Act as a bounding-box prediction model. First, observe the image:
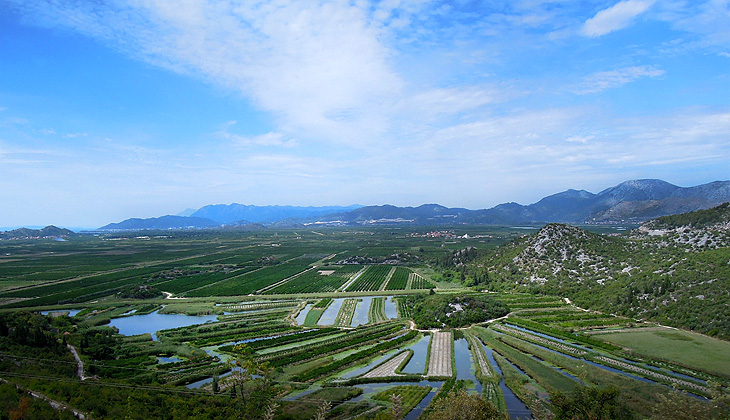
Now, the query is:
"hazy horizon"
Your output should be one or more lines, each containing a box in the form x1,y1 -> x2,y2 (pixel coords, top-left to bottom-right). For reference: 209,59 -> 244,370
2,1 -> 729,227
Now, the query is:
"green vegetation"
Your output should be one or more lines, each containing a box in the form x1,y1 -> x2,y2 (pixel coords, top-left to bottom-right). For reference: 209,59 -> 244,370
401,294 -> 509,329
369,297 -> 388,323
423,390 -> 508,420
346,265 -> 392,291
303,298 -> 332,326
372,385 -> 431,415
596,328 -> 730,378
648,202 -> 730,229
385,267 -> 410,290
0,223 -> 728,419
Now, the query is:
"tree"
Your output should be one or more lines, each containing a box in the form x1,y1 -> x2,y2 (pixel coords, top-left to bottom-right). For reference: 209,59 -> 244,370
550,385 -> 633,420
423,391 -> 507,420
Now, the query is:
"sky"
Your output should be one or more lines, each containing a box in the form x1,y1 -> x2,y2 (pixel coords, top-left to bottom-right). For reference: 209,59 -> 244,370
1,0 -> 729,228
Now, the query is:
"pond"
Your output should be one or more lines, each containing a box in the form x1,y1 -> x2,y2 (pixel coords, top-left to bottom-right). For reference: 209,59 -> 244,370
108,310 -> 218,340
295,303 -> 313,325
383,297 -> 398,319
401,334 -> 430,375
157,356 -> 183,364
351,297 -> 372,327
453,338 -> 482,393
317,298 -> 346,325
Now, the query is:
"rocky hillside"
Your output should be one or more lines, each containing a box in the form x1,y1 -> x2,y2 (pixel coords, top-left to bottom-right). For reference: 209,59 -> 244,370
635,202 -> 730,249
470,207 -> 730,339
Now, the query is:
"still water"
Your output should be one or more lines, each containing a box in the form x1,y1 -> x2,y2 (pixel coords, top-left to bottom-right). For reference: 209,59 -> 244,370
108,310 -> 218,340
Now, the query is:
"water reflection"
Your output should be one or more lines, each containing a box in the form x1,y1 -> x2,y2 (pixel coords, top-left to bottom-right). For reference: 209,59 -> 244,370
351,297 -> 372,327
401,335 -> 430,375
317,298 -> 345,325
108,310 -> 218,340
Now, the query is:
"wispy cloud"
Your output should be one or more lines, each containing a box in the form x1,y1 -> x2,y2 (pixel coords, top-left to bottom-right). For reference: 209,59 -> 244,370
576,65 -> 664,94
13,1 -> 402,147
582,0 -> 654,37
216,122 -> 297,148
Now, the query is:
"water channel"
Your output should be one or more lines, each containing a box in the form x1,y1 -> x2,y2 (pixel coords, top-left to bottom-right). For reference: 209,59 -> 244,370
481,342 -> 533,420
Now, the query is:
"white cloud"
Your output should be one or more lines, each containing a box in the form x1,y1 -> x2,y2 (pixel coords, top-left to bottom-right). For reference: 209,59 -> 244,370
582,0 -> 654,37
576,65 -> 664,94
14,0 -> 402,148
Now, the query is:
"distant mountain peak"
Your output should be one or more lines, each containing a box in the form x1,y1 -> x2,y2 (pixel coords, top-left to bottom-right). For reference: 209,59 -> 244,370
95,179 -> 730,230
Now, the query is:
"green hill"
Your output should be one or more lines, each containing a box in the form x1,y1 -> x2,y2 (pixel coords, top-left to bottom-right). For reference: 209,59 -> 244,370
464,214 -> 730,339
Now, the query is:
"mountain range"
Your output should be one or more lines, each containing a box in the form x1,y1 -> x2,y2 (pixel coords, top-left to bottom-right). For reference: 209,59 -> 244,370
97,179 -> 730,230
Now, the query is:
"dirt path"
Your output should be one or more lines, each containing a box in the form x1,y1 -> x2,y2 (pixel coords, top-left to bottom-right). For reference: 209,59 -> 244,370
67,344 -> 91,381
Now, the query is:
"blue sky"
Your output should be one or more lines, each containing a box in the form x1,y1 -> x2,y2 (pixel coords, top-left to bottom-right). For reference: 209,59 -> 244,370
1,0 -> 729,228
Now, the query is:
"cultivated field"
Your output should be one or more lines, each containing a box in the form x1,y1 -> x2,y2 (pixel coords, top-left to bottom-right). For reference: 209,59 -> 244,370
427,331 -> 453,377
362,350 -> 411,378
596,327 -> 730,378
0,227 -> 727,420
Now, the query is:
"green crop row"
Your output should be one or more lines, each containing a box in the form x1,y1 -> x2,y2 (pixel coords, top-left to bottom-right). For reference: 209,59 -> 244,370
372,385 -> 432,414
185,258 -> 319,296
346,265 -> 392,292
369,297 -> 388,323
503,318 -> 620,351
260,323 -> 406,368
293,330 -> 419,382
265,267 -> 357,295
218,328 -> 340,353
385,267 -> 410,290
408,274 -> 435,290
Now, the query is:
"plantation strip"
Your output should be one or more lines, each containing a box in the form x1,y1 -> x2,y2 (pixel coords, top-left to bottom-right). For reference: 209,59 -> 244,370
258,323 -> 406,368
491,324 -> 587,356
464,331 -> 492,377
504,317 -> 620,352
218,300 -> 300,312
475,326 -> 703,418
473,327 -> 578,395
219,328 -> 339,353
372,385 -> 431,415
345,265 -> 392,292
362,350 -> 412,378
337,266 -> 368,292
334,299 -> 358,327
407,272 -> 435,290
427,331 -> 453,377
384,267 -> 409,291
292,330 -> 418,382
257,266 -> 317,294
378,266 -> 397,291
368,297 -> 388,323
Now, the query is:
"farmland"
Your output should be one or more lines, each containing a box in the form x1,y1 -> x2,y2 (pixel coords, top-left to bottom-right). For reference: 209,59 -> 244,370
0,226 -> 728,420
